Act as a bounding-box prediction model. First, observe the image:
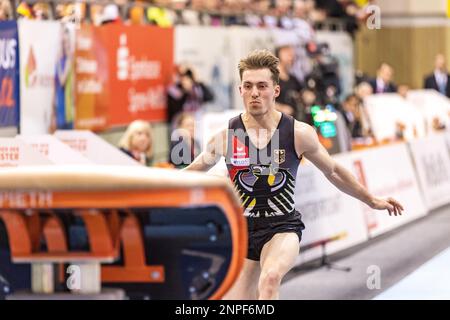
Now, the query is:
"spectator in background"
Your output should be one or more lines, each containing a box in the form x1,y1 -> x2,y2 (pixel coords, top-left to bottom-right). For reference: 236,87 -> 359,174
314,0 -> 359,35
275,45 -> 303,117
431,117 -> 446,131
291,1 -> 316,83
100,3 -> 121,25
32,2 -> 50,20
397,84 -> 409,99
305,41 -> 341,101
424,53 -> 450,98
147,5 -> 173,27
369,63 -> 397,94
169,0 -> 188,11
0,0 -> 12,20
341,94 -> 371,138
167,65 -> 214,125
252,0 -> 271,16
354,69 -> 371,85
126,5 -> 146,25
275,0 -> 294,29
298,88 -> 318,125
169,112 -> 201,168
54,3 -> 66,20
16,1 -> 33,19
245,0 -> 266,27
355,81 -> 373,100
118,120 -> 154,166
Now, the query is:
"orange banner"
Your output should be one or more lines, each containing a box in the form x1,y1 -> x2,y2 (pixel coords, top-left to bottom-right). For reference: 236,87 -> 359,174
74,24 -> 110,131
103,24 -> 173,127
74,24 -> 173,130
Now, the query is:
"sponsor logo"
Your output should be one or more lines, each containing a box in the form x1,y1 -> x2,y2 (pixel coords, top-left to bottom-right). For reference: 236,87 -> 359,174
117,34 -> 162,82
25,46 -> 36,87
231,157 -> 250,167
25,46 -> 53,88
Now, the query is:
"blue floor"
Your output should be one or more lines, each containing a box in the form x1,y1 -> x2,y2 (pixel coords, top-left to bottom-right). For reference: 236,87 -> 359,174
374,247 -> 450,300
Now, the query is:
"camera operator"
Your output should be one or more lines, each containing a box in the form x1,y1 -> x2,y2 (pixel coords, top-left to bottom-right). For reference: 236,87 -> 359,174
304,41 -> 341,104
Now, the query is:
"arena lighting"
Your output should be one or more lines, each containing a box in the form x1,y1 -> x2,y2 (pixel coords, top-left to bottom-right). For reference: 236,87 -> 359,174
311,105 -> 338,138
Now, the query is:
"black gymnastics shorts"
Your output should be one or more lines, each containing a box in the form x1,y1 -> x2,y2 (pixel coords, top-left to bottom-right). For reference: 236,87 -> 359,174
246,210 -> 306,261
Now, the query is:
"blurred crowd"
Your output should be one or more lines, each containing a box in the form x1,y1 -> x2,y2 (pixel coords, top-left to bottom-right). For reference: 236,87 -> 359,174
0,0 -> 373,36
279,52 -> 450,147
116,50 -> 450,167
2,0 -> 450,166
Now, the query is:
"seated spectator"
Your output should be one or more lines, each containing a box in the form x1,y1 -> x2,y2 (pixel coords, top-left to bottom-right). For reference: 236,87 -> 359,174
100,4 -> 121,25
33,2 -> 50,20
298,88 -> 318,125
170,0 -> 188,11
395,121 -> 406,140
341,94 -> 371,138
169,112 -> 201,169
0,0 -> 12,20
126,5 -> 146,25
355,81 -> 373,100
355,69 -> 371,85
369,63 -> 397,94
431,117 -> 446,131
147,6 -> 173,27
167,65 -> 214,125
54,3 -> 66,20
424,53 -> 450,98
90,4 -> 104,25
16,1 -> 33,19
118,120 -> 154,166
397,84 -> 409,99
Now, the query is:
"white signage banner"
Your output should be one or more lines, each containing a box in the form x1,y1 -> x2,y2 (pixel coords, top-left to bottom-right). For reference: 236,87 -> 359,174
17,134 -> 92,165
18,20 -> 61,134
339,143 -> 427,238
407,89 -> 450,132
295,158 -> 368,265
0,138 -> 52,167
408,133 -> 450,210
446,130 -> 450,153
53,130 -> 140,166
364,93 -> 426,142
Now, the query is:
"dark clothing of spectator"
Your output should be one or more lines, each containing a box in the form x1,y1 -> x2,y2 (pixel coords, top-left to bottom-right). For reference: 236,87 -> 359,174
424,72 -> 450,98
167,82 -> 214,124
277,75 -> 303,112
314,0 -> 359,35
315,0 -> 346,17
368,78 -> 397,94
119,147 -> 152,166
342,111 -> 365,138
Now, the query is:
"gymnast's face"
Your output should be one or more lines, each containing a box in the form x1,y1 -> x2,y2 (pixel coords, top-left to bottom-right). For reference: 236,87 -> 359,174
239,68 -> 280,117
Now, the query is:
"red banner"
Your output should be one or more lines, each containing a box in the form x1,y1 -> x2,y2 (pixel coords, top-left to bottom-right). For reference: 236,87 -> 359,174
75,24 -> 173,130
75,24 -> 110,131
106,24 -> 173,126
